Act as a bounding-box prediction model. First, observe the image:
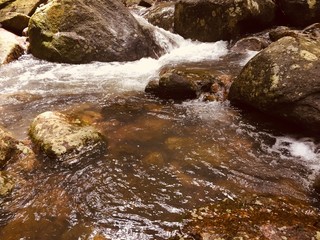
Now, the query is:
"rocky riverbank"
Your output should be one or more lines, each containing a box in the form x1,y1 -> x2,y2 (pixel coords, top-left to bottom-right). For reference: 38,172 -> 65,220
1,0 -> 320,239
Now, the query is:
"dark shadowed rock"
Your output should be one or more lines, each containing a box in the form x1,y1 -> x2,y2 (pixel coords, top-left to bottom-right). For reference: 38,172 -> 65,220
174,0 -> 276,42
229,35 -> 320,132
0,28 -> 25,65
145,2 -> 175,32
268,26 -> 300,42
231,36 -> 270,52
276,0 -> 320,27
29,111 -> 106,166
28,0 -> 162,63
146,66 -> 232,101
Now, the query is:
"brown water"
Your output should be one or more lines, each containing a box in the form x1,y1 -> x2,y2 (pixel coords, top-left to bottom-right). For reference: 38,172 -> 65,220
0,29 -> 319,239
0,91 -> 319,240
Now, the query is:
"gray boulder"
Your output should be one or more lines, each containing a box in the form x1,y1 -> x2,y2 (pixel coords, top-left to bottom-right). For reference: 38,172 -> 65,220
174,0 -> 276,42
28,0 -> 162,63
229,35 -> 320,132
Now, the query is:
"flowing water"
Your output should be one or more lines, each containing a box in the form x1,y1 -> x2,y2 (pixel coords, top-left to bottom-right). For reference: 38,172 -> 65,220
0,21 -> 320,240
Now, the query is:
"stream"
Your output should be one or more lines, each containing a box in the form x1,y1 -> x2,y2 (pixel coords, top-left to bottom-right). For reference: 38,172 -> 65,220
0,20 -> 320,240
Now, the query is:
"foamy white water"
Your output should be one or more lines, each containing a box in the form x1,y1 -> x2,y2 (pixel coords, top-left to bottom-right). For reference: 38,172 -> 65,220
0,25 -> 228,99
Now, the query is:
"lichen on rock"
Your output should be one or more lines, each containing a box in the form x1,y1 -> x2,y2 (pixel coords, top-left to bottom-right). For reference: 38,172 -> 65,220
29,111 -> 106,165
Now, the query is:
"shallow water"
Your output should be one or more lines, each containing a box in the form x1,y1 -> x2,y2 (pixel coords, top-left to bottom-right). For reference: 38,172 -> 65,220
0,25 -> 319,240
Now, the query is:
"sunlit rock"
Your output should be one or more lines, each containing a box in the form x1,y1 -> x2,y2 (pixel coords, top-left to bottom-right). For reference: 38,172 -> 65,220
0,28 -> 25,65
276,0 -> 320,27
28,0 -> 162,63
229,35 -> 320,132
174,0 -> 276,42
171,196 -> 320,239
29,111 -> 106,165
0,0 -> 45,35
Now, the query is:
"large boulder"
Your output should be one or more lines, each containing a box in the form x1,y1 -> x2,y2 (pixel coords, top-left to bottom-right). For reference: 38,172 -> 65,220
276,0 -> 320,27
0,28 -> 25,65
28,0 -> 162,63
0,0 -> 45,35
174,0 -> 276,42
29,111 -> 106,165
229,35 -> 320,132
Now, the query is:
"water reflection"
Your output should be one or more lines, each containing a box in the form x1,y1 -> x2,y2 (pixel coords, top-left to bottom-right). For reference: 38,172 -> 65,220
0,93 -> 319,239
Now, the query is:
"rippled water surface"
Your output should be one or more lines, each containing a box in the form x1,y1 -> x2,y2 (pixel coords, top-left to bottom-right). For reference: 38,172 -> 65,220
0,26 -> 319,240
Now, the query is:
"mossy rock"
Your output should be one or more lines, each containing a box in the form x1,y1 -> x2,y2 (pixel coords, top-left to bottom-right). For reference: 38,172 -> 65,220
0,171 -> 14,196
229,35 -> 320,132
0,126 -> 18,169
174,0 -> 276,42
29,111 -> 106,165
28,0 -> 162,63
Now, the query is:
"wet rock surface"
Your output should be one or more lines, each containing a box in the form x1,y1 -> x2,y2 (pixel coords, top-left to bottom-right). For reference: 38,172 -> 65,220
0,126 -> 18,168
229,35 -> 320,133
174,0 -> 276,42
144,2 -> 175,32
0,28 -> 25,65
171,195 -> 320,240
28,0 -> 163,63
29,111 -> 106,165
146,66 -> 232,101
0,171 -> 14,196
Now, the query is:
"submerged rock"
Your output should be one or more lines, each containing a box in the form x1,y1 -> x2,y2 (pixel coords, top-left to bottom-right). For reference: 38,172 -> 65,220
146,67 -> 232,101
229,35 -> 320,132
0,171 -> 14,196
28,0 -> 162,63
172,195 -> 320,239
29,111 -> 106,165
0,28 -> 25,65
174,0 -> 276,42
0,126 -> 18,168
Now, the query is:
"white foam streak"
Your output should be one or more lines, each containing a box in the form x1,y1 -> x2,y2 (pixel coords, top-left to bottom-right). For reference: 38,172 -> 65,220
0,31 -> 228,98
269,136 -> 320,175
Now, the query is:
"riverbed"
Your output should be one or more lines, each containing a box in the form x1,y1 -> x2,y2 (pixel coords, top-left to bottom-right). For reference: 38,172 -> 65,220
0,24 -> 319,240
